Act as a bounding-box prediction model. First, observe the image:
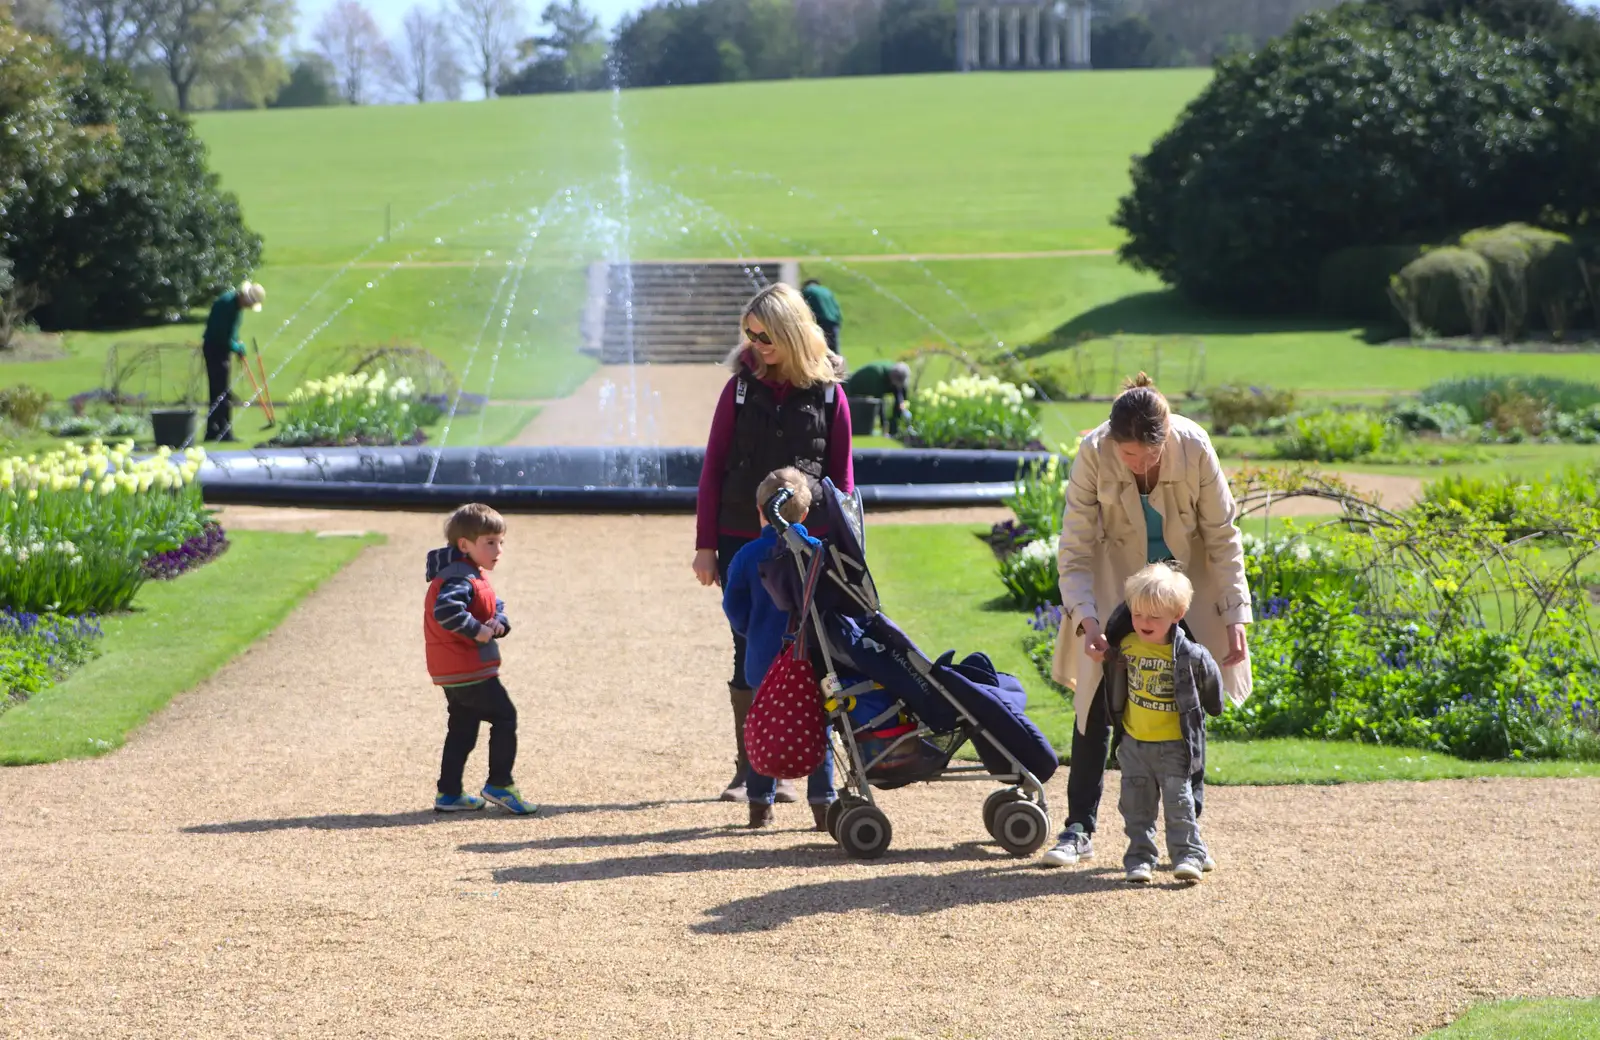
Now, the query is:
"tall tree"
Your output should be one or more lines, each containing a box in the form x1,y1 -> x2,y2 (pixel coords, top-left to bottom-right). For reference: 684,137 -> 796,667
388,4 -> 455,101
433,23 -> 466,98
452,0 -> 522,98
56,0 -> 161,64
315,0 -> 389,104
271,52 -> 339,106
147,0 -> 293,111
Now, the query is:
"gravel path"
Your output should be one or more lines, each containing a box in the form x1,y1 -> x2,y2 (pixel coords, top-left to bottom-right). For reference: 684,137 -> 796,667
2,505 -> 1595,1039
514,364 -> 728,448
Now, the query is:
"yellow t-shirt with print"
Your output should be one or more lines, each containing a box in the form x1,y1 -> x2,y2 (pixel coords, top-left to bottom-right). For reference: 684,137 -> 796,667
1120,634 -> 1182,743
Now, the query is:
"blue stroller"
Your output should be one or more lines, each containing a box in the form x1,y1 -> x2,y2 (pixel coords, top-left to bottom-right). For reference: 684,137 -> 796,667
760,479 -> 1059,860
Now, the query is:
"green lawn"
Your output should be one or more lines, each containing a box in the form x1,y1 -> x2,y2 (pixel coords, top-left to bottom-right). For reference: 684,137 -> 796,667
6,69 -> 1598,451
12,72 -> 1219,411
0,529 -> 378,765
866,521 -> 1600,784
1425,999 -> 1600,1039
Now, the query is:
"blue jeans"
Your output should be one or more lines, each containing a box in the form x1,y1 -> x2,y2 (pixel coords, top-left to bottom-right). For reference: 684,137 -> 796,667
747,757 -> 836,806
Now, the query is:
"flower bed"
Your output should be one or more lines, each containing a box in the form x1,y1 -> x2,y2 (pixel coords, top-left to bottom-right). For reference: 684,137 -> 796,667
900,375 -> 1041,450
142,522 -> 229,581
0,609 -> 103,718
1005,468 -> 1600,762
0,441 -> 212,613
273,370 -> 426,447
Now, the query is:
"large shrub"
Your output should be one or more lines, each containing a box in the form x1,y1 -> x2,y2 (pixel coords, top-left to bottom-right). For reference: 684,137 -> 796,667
1114,6 -> 1581,310
1317,244 -> 1426,322
1459,223 -> 1587,340
1389,247 -> 1493,338
2,60 -> 261,328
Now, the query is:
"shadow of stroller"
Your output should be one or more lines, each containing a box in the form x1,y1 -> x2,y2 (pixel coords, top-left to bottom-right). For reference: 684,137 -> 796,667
692,864 -> 1128,934
491,841 -> 1012,887
182,799 -> 713,835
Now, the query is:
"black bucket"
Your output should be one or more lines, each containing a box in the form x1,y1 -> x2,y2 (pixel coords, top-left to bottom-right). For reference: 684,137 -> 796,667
150,408 -> 197,449
848,396 -> 878,436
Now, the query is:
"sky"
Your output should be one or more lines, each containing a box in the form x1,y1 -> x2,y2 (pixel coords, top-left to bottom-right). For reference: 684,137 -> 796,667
295,0 -> 644,48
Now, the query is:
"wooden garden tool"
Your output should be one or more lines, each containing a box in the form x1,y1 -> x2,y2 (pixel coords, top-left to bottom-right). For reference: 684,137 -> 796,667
251,338 -> 276,425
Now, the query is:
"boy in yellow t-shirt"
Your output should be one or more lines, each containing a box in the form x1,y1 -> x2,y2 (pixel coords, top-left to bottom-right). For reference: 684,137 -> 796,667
1104,563 -> 1224,884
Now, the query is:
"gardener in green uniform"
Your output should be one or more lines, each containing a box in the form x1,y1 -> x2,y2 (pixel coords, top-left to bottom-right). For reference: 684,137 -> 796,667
843,360 -> 911,436
801,279 -> 843,355
201,281 -> 265,442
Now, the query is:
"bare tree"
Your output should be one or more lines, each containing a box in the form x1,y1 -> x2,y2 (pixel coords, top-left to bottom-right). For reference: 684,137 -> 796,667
433,24 -> 466,99
57,0 -> 161,64
315,0 -> 390,104
148,0 -> 293,111
387,4 -> 458,102
452,0 -> 522,99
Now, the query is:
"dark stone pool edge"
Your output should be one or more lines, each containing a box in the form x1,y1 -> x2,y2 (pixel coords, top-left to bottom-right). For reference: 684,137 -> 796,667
196,446 -> 1050,512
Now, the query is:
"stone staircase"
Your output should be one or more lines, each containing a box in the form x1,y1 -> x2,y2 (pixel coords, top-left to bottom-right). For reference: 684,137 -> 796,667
582,261 -> 798,364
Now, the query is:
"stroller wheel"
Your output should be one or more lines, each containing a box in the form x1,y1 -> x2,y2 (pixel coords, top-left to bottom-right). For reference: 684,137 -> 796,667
826,796 -> 867,842
992,800 -> 1050,857
837,804 -> 893,860
982,787 -> 1025,837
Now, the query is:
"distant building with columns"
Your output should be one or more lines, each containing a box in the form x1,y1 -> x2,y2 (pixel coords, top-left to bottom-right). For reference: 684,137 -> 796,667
956,0 -> 1091,71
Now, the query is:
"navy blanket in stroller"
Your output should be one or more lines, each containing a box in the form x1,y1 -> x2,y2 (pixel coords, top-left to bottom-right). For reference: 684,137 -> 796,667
826,612 -> 1058,784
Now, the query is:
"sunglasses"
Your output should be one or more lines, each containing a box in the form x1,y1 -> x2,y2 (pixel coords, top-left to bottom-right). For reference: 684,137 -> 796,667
744,327 -> 773,346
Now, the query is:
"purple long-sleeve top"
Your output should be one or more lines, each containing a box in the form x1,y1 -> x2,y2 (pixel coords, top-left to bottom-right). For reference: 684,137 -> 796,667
695,368 -> 854,551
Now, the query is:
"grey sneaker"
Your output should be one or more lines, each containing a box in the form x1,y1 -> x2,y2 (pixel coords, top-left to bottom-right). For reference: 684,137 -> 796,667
1040,823 -> 1093,867
1125,862 -> 1154,884
1173,860 -> 1204,884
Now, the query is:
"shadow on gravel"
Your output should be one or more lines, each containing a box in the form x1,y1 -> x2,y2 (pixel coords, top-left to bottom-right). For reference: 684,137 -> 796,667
692,865 -> 1128,933
461,826 -> 731,854
183,800 -> 707,835
492,841 -> 1008,886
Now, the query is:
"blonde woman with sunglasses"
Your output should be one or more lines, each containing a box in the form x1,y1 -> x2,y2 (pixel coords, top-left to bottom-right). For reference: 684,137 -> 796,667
691,282 -> 854,803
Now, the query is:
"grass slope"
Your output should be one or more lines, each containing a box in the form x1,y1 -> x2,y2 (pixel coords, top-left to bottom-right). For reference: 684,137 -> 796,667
867,521 -> 1600,784
7,70 -> 1597,458
0,530 -> 378,766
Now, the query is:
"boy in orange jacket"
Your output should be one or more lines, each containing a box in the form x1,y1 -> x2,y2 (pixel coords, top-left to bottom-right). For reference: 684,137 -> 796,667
423,503 -> 536,814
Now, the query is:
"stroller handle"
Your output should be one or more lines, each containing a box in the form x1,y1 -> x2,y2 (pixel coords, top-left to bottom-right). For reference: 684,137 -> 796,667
762,488 -> 795,532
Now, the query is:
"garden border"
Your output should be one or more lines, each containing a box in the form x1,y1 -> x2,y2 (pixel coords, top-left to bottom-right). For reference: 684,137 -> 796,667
196,446 -> 1054,511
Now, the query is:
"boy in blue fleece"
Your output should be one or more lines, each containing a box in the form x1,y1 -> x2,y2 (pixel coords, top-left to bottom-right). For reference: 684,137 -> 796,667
723,468 -> 839,831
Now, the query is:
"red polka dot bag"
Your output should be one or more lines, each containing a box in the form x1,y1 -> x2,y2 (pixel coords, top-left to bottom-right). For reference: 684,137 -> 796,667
745,638 -> 828,780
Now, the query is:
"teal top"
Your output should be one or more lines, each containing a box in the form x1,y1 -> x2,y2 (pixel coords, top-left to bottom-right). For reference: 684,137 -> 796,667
1141,494 -> 1174,563
802,282 -> 842,326
202,289 -> 246,355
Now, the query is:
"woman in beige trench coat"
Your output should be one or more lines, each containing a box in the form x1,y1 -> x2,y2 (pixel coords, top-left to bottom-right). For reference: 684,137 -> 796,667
1040,375 -> 1253,869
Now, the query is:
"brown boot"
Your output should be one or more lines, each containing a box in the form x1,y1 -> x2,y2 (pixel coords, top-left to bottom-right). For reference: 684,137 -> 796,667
811,803 -> 831,832
747,802 -> 775,829
720,684 -> 755,802
773,778 -> 799,803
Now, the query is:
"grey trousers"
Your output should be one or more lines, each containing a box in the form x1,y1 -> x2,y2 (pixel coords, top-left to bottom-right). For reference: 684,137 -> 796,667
1118,737 -> 1205,870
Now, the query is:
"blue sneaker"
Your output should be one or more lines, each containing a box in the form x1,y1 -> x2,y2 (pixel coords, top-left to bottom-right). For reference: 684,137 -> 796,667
434,792 -> 486,812
481,785 -> 539,815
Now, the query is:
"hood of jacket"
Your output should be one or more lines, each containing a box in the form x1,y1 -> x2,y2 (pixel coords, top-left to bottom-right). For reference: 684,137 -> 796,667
425,545 -> 471,581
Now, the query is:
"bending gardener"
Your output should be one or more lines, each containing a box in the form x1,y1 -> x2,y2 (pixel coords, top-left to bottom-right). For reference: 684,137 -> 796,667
201,281 -> 266,443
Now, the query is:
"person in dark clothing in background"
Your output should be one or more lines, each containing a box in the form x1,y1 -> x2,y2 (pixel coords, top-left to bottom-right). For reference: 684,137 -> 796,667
201,281 -> 265,442
801,279 -> 843,355
843,360 -> 911,436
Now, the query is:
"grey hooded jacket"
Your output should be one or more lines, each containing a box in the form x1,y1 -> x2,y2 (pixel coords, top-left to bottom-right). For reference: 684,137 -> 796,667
1103,604 -> 1224,774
